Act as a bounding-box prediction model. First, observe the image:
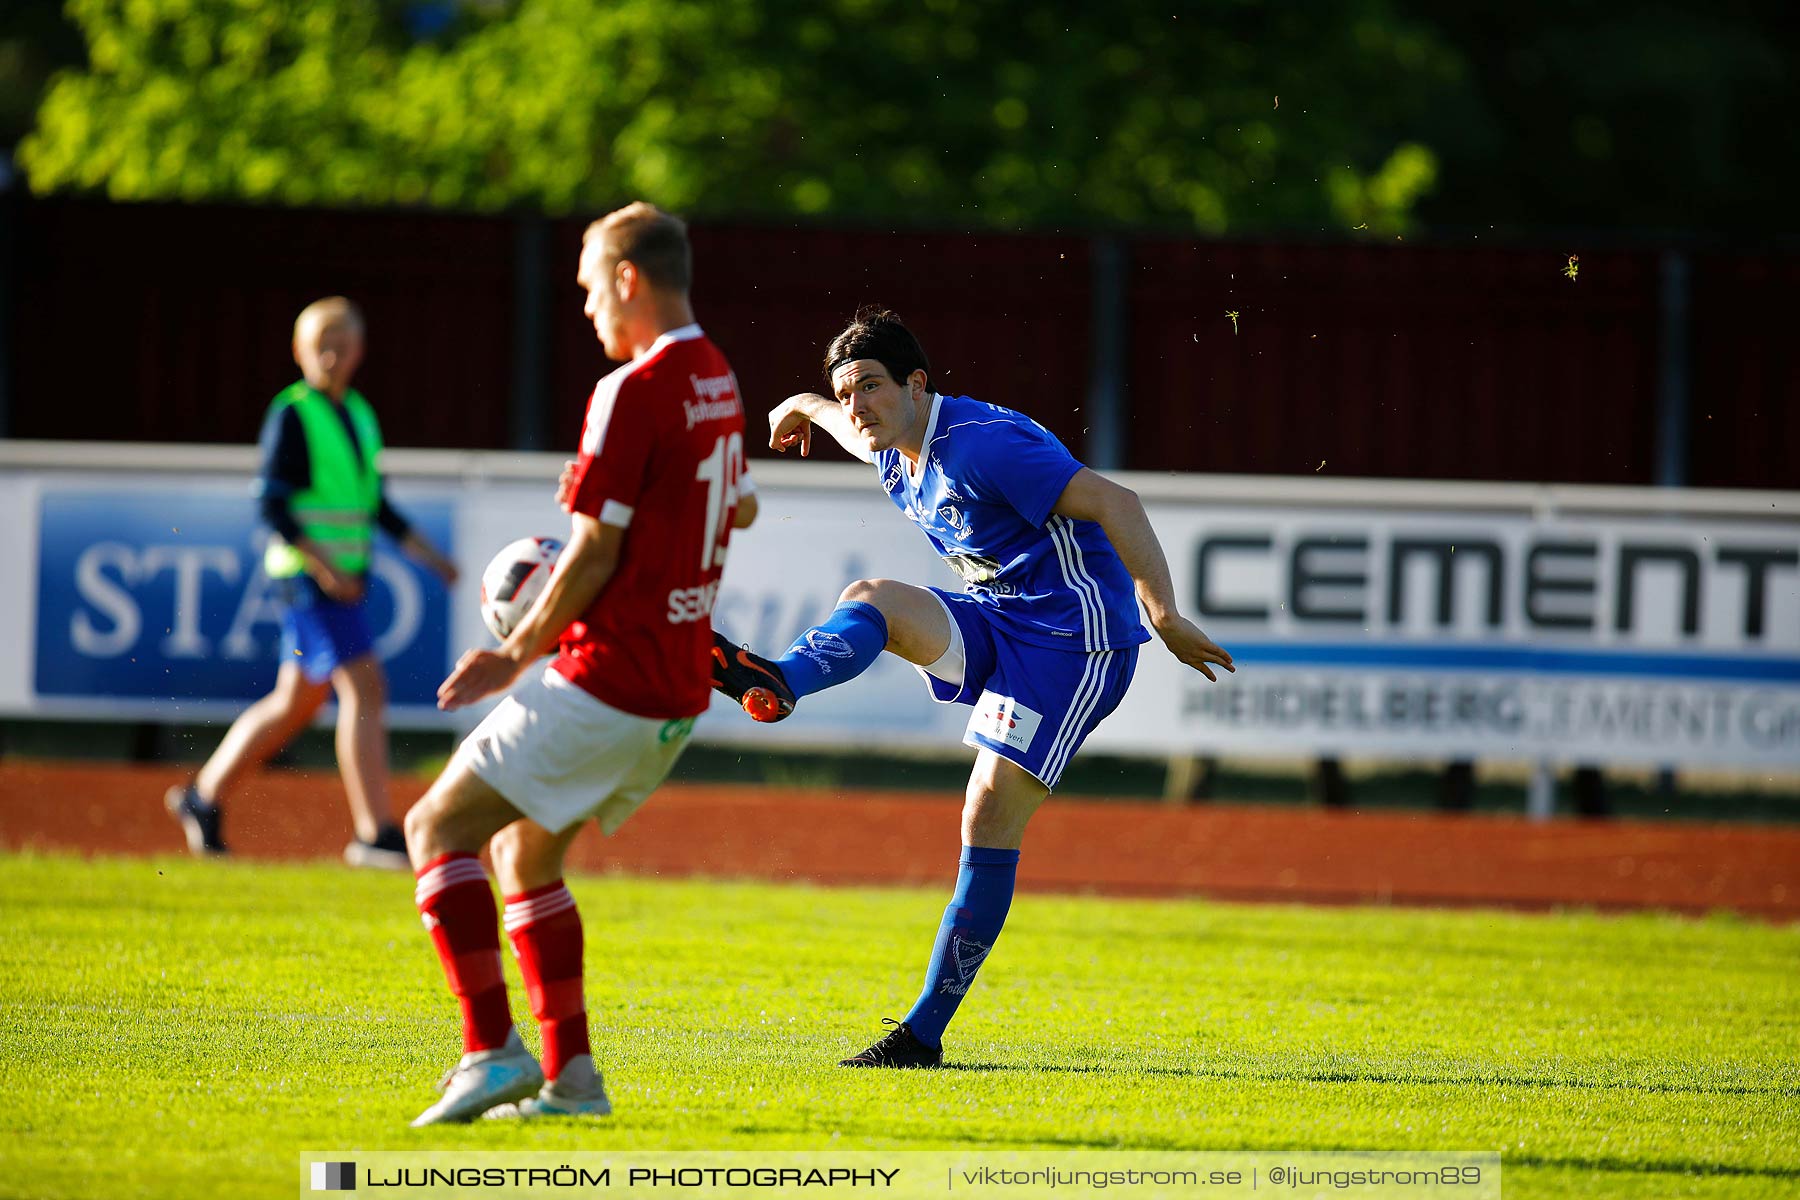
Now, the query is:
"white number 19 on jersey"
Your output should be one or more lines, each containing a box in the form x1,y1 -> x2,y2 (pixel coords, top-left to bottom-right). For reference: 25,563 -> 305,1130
695,431 -> 745,570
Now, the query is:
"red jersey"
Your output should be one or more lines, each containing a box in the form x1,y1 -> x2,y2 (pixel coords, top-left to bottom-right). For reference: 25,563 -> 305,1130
555,325 -> 749,719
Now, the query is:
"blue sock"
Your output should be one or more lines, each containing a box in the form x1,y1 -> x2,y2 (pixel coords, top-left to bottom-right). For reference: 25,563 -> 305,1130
901,846 -> 1020,1048
773,601 -> 889,699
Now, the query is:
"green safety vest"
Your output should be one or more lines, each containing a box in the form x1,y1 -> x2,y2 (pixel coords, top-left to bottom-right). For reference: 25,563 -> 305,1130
262,382 -> 384,579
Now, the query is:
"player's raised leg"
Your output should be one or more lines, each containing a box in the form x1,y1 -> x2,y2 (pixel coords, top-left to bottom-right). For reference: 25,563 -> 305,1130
403,766 -> 546,1126
481,818 -> 611,1119
712,578 -> 951,721
841,751 -> 1042,1068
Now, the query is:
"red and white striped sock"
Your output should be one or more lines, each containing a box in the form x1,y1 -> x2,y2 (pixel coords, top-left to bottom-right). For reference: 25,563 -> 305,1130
415,852 -> 514,1054
503,880 -> 589,1082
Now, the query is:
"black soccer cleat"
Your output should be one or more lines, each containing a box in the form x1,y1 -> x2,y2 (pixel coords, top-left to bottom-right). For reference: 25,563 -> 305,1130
838,1019 -> 943,1069
709,629 -> 797,723
164,783 -> 228,856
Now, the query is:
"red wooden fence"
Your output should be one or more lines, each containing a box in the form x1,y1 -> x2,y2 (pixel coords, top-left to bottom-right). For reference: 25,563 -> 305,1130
4,197 -> 1792,489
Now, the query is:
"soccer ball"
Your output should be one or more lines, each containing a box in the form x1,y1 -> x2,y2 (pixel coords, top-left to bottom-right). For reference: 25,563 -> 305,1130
479,536 -> 564,641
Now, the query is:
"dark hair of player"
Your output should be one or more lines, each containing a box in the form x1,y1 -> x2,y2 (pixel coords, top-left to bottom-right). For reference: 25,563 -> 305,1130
824,307 -> 931,393
583,202 -> 692,292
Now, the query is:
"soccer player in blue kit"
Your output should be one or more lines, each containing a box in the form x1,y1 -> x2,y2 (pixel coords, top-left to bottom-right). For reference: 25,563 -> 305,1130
711,309 -> 1235,1068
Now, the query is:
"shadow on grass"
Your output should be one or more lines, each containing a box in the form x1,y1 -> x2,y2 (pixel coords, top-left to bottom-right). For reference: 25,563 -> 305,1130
1500,1153 -> 1799,1180
922,1109 -> 1799,1181
942,1060 -> 1797,1099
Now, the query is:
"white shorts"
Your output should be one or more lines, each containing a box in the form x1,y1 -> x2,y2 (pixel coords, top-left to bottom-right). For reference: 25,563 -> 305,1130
452,667 -> 696,836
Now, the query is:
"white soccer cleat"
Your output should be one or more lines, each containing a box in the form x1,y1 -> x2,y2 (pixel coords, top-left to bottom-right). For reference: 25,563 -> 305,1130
484,1054 -> 612,1119
343,825 -> 412,871
409,1029 -> 545,1126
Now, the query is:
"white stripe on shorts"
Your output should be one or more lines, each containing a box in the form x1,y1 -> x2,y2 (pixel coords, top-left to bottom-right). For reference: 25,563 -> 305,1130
1040,649 -> 1109,788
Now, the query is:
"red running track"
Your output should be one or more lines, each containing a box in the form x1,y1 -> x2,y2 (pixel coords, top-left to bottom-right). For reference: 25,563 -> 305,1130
2,761 -> 1795,919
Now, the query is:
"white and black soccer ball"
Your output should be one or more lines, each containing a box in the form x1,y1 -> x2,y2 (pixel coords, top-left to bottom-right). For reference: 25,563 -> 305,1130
478,535 -> 564,642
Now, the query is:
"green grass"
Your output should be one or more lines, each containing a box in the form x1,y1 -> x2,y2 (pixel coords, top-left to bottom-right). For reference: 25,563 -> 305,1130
1,854 -> 1796,1199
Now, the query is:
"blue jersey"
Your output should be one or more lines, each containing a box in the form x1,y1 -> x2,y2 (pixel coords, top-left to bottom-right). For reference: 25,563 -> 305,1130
873,393 -> 1149,653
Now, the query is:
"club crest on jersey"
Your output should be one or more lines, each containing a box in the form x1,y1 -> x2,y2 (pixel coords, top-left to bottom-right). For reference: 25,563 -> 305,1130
971,691 -> 1043,752
937,505 -> 973,540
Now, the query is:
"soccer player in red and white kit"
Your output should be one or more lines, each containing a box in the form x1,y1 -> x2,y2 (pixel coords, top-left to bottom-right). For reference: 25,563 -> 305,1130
403,203 -> 755,1125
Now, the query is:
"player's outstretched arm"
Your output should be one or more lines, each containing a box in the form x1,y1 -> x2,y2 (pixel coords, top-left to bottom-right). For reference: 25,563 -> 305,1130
437,512 -> 623,710
1051,469 -> 1235,682
769,392 -> 874,464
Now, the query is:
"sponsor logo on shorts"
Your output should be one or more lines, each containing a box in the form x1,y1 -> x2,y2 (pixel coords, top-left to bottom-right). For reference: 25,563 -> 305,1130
971,691 -> 1043,752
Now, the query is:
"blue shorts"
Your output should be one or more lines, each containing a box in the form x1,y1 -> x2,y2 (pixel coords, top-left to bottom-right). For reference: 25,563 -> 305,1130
276,577 -> 375,683
920,588 -> 1138,790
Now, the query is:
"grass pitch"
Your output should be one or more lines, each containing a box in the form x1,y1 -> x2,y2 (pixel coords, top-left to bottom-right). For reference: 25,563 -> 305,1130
0,854 -> 1795,1199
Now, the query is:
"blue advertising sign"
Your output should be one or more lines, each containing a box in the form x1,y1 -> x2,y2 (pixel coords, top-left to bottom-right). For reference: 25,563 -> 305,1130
34,489 -> 453,707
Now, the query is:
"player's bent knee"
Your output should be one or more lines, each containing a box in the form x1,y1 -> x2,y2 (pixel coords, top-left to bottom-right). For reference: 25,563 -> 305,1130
403,772 -> 464,858
839,577 -> 944,654
401,793 -> 437,852
489,820 -> 572,895
838,577 -> 890,607
488,823 -> 524,882
409,767 -> 533,865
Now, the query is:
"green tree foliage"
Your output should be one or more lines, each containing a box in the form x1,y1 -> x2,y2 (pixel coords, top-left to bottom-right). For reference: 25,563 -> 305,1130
0,2 -> 83,156
1391,0 -> 1799,236
19,0 -> 1455,232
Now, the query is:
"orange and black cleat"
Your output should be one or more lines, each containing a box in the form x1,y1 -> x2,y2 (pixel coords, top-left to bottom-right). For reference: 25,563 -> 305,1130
710,630 -> 798,723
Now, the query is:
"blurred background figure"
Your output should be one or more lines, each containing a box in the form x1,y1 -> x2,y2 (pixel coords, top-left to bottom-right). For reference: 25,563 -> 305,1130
164,297 -> 458,868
